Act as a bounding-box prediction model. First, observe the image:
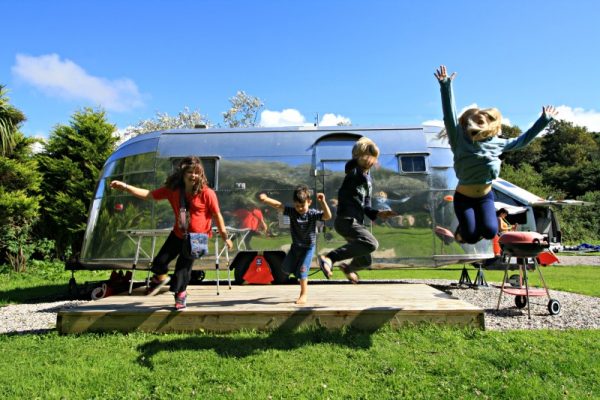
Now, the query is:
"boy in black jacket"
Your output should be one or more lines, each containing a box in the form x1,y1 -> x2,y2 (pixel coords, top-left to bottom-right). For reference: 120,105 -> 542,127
318,137 -> 396,283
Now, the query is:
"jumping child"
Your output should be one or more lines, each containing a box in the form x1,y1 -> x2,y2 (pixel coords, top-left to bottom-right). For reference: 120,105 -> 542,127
435,65 -> 557,244
317,137 -> 397,283
259,185 -> 332,304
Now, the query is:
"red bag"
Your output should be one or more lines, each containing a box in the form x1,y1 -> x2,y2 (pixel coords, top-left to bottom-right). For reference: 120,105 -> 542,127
243,253 -> 274,284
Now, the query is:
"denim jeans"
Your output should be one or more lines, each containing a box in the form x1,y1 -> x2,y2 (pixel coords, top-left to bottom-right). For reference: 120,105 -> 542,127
282,244 -> 315,280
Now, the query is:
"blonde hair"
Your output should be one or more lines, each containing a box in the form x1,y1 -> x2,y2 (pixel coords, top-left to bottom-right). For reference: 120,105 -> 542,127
459,107 -> 502,141
352,137 -> 380,159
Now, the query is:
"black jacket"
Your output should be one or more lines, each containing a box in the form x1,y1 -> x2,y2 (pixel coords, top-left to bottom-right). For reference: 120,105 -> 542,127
336,159 -> 379,224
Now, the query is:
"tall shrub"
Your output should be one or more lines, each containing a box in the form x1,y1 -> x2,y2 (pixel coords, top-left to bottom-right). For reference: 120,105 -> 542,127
37,108 -> 116,258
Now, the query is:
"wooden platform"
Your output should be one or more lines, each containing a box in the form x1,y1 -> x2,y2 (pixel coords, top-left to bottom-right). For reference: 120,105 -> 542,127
57,283 -> 484,334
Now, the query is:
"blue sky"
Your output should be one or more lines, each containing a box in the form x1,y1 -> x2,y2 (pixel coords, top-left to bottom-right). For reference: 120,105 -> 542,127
3,0 -> 600,140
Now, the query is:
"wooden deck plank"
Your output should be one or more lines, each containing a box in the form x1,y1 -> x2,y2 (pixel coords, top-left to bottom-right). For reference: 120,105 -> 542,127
57,283 -> 484,334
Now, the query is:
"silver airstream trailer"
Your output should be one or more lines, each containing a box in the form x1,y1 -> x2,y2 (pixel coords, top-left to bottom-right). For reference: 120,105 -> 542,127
74,125 -> 504,284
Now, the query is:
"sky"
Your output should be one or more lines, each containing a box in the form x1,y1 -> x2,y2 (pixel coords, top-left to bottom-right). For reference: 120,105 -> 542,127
3,0 -> 600,141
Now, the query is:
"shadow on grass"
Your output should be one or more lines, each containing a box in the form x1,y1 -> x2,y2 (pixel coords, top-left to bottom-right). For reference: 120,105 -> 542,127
0,283 -> 72,304
136,325 -> 375,368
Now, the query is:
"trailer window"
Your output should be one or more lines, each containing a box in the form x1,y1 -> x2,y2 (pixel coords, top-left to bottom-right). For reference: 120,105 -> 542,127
398,155 -> 427,173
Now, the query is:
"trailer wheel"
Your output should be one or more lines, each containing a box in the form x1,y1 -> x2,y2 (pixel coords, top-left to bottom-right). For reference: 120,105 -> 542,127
515,295 -> 527,309
548,299 -> 561,315
190,270 -> 206,284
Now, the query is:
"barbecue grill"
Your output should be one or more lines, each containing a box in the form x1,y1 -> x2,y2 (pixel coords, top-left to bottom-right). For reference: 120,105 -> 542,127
496,231 -> 561,318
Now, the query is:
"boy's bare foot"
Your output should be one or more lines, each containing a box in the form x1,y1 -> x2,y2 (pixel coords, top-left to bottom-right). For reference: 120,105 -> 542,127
295,294 -> 308,305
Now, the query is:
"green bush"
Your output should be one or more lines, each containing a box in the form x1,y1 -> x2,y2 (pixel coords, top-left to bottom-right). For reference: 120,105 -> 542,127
556,191 -> 600,244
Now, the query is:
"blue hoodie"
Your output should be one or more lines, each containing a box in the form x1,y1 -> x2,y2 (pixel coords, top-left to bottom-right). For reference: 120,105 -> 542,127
439,78 -> 553,185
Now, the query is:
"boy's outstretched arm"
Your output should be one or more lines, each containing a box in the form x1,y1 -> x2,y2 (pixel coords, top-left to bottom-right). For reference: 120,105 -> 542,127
258,193 -> 284,210
317,193 -> 332,221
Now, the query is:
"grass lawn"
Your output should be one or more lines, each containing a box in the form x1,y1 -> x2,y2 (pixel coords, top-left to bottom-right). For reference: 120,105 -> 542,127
0,326 -> 599,399
1,260 -> 599,399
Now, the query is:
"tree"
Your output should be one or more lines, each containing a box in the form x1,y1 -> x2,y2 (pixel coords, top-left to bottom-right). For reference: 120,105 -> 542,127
120,108 -> 211,141
120,91 -> 263,142
37,108 -> 117,258
0,132 -> 42,271
0,85 -> 26,156
222,91 -> 264,128
536,120 -> 600,198
500,123 -> 544,169
500,163 -> 558,199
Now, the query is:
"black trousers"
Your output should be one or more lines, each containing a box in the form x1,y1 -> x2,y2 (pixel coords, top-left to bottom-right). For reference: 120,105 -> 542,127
326,217 -> 379,273
150,231 -> 194,293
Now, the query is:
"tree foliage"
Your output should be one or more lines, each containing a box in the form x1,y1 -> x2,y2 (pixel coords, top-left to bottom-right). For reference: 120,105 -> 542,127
121,107 -> 211,141
0,132 -> 42,271
36,108 -> 117,258
0,85 -> 26,157
222,91 -> 264,128
120,91 -> 263,142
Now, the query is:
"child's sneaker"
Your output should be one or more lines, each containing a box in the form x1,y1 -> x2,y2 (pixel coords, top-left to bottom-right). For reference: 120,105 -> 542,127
174,291 -> 187,310
145,275 -> 171,296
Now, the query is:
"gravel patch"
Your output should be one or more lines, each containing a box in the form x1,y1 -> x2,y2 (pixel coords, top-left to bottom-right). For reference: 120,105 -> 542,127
427,279 -> 600,331
0,300 -> 87,335
556,255 -> 600,266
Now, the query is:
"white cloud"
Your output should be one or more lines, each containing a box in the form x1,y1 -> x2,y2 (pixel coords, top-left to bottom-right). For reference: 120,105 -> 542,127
259,109 -> 351,127
30,134 -> 46,154
259,109 -> 309,127
319,113 -> 351,126
556,105 -> 600,132
12,53 -> 144,112
422,119 -> 444,127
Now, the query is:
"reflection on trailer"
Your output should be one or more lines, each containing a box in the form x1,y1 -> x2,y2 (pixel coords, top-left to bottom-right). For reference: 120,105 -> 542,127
73,125 -> 570,280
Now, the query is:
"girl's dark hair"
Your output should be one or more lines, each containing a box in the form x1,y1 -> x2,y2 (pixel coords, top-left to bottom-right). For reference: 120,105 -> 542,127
164,156 -> 208,194
496,208 -> 508,216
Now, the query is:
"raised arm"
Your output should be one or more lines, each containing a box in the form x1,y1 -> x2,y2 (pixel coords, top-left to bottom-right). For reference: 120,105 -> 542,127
434,65 -> 459,146
316,193 -> 332,221
258,193 -> 284,210
110,180 -> 153,200
504,106 -> 558,152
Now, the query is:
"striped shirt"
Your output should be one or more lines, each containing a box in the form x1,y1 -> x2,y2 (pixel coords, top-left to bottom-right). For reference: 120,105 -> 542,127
284,206 -> 324,248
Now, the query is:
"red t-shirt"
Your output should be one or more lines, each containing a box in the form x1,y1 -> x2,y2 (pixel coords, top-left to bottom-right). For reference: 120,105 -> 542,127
232,208 -> 264,231
152,187 -> 220,239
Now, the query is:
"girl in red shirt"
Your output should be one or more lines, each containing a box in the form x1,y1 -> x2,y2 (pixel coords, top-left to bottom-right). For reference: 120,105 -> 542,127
110,156 -> 232,310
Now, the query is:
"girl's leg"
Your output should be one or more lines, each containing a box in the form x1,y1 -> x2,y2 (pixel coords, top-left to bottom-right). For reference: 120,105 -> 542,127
475,191 -> 498,240
327,217 -> 378,272
453,192 -> 479,244
151,232 -> 181,277
170,250 -> 195,293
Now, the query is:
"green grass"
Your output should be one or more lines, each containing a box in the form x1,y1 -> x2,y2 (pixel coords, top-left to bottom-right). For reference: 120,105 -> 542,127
1,260 -> 600,399
0,326 -> 599,399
